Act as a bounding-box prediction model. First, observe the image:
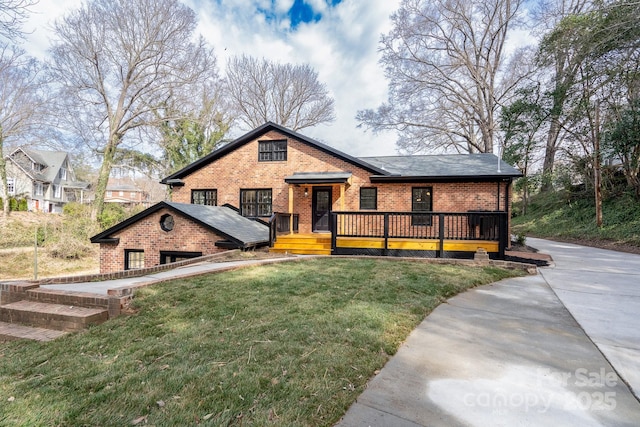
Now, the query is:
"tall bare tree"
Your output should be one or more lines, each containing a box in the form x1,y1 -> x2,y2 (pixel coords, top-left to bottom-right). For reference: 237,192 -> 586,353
0,0 -> 37,41
225,55 -> 335,131
0,44 -> 46,215
48,0 -> 215,220
357,0 -> 526,154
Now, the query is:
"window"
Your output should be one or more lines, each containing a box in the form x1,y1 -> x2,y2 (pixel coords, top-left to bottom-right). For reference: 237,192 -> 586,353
359,187 -> 377,210
160,214 -> 175,232
240,189 -> 272,217
53,184 -> 62,198
34,182 -> 44,196
119,191 -> 124,197
130,192 -> 137,199
59,167 -> 67,180
125,249 -> 144,270
258,140 -> 287,162
412,187 -> 433,226
106,190 -> 112,197
191,189 -> 217,206
7,177 -> 15,195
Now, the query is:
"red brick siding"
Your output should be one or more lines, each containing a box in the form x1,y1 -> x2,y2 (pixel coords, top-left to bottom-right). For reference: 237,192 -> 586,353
171,130 -> 510,234
99,208 -> 227,273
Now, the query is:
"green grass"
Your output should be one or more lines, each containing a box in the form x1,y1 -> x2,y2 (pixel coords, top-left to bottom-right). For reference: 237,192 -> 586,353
513,190 -> 640,246
0,258 -> 523,426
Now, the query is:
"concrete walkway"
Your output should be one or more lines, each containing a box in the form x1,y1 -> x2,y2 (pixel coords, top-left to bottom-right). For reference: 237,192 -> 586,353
338,239 -> 640,426
40,257 -> 302,295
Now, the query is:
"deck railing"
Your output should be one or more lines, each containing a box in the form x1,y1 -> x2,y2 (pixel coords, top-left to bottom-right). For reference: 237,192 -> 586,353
330,211 -> 508,258
268,212 -> 299,247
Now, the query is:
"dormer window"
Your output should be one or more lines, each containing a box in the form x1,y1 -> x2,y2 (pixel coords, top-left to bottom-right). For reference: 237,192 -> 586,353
258,139 -> 287,162
59,167 -> 67,180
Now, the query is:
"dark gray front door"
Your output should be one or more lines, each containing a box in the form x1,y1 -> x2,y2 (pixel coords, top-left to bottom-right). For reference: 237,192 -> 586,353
312,187 -> 332,232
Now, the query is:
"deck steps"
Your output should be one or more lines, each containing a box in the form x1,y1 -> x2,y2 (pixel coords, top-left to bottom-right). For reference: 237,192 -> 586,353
0,300 -> 109,332
0,321 -> 68,342
271,234 -> 332,255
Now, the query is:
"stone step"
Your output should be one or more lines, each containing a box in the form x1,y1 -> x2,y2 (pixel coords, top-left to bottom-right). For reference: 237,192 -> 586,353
25,288 -> 109,309
0,301 -> 109,332
0,321 -> 68,342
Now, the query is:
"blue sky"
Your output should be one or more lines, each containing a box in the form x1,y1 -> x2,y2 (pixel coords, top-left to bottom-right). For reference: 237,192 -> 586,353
23,0 -> 401,156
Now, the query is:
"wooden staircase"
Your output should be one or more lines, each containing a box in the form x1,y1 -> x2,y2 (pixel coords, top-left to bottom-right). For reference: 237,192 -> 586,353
270,233 -> 332,255
0,282 -> 120,342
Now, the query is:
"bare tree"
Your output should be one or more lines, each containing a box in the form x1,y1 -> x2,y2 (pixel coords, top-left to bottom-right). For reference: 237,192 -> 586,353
0,44 -> 47,215
0,0 -> 37,41
357,0 -> 526,154
225,55 -> 335,131
48,0 -> 215,220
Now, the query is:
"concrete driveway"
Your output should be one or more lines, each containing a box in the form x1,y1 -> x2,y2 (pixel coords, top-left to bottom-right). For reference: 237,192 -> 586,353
337,238 -> 640,426
528,238 -> 640,401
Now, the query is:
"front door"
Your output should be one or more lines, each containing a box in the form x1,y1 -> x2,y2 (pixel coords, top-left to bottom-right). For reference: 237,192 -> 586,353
312,187 -> 332,232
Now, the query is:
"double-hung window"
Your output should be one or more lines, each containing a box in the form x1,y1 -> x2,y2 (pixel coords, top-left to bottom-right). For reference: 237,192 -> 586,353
34,182 -> 44,196
258,140 -> 287,162
360,187 -> 377,210
412,187 -> 433,226
240,189 -> 272,217
191,189 -> 217,206
125,249 -> 144,270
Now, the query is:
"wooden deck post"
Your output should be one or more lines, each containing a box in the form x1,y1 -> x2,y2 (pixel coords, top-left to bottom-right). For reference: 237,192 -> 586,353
339,184 -> 346,234
288,185 -> 294,233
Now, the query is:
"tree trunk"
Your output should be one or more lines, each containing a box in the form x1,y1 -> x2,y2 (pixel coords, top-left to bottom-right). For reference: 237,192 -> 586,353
91,137 -> 119,222
541,116 -> 562,191
0,140 -> 10,217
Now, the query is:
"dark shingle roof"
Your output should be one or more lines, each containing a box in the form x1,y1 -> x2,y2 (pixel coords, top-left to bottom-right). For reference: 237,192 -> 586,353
284,172 -> 352,184
160,122 -> 388,184
91,202 -> 269,248
165,203 -> 269,246
360,154 -> 522,181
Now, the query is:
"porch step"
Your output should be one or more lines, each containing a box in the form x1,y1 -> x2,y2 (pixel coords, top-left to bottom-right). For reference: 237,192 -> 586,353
271,234 -> 332,255
0,300 -> 109,332
25,288 -> 109,309
0,321 -> 68,342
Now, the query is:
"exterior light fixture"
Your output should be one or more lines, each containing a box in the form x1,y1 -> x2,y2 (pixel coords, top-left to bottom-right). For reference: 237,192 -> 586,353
304,188 -> 309,197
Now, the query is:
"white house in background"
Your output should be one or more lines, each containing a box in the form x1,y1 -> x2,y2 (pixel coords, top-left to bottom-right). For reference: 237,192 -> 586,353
2,148 -> 88,213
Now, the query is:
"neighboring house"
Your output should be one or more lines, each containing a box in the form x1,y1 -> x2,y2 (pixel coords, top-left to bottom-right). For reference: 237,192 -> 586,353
3,148 -> 88,213
105,178 -> 149,206
92,122 -> 522,273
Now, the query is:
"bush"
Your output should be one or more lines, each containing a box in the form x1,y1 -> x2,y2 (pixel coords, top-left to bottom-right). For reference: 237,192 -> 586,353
48,237 -> 93,260
98,203 -> 128,229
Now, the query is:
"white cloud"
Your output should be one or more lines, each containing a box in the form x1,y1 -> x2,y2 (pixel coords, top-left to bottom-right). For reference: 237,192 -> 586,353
22,0 -> 402,156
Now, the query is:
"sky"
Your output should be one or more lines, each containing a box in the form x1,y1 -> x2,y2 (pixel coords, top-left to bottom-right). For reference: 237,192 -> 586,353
21,0 -> 403,157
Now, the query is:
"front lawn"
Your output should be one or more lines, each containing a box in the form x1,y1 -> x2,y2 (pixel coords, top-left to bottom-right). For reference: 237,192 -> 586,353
0,258 -> 523,426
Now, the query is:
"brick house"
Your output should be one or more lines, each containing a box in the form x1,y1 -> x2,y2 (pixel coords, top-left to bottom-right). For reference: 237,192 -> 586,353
92,122 -> 522,273
91,202 -> 269,273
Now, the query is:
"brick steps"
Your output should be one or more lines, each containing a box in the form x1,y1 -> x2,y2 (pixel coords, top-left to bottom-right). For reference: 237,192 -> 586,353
0,321 -> 68,342
0,300 -> 109,332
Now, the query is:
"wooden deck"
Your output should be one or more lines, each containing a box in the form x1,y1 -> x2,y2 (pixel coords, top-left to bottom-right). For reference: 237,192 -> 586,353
271,234 -> 499,256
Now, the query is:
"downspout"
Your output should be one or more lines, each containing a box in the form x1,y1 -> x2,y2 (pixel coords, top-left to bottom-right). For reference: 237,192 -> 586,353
496,181 -> 501,211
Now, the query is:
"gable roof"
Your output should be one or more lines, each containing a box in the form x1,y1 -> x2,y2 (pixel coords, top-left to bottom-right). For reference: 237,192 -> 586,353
362,154 -> 522,182
159,123 -> 523,185
91,202 -> 269,248
160,122 -> 388,184
8,148 -> 89,189
8,148 -> 68,182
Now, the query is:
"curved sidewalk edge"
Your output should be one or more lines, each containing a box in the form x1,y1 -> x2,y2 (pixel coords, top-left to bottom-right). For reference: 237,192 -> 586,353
337,273 -> 640,426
